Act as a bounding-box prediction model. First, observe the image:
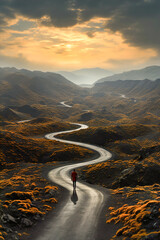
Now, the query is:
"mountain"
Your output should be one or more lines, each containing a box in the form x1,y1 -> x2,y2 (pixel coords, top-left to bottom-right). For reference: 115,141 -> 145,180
94,79 -> 160,99
0,107 -> 20,121
96,66 -> 160,84
0,67 -> 83,106
58,68 -> 113,85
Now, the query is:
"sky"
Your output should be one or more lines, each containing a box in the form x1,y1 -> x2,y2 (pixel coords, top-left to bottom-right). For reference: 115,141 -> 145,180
0,0 -> 160,73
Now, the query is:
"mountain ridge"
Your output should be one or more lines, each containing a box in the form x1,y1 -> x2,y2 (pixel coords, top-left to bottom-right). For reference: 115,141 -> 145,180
96,66 -> 160,84
94,79 -> 160,99
0,67 -> 83,106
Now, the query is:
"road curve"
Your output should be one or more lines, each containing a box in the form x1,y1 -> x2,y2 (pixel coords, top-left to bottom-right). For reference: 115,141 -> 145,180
35,123 -> 112,240
60,101 -> 72,108
17,119 -> 32,123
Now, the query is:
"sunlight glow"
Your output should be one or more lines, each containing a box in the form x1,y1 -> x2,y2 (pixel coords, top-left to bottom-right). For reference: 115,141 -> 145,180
0,16 -> 157,71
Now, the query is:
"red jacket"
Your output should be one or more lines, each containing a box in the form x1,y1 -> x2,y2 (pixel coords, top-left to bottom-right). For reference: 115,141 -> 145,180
71,171 -> 77,181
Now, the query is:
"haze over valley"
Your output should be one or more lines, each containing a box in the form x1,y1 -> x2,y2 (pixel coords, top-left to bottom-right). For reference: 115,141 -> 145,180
58,67 -> 113,85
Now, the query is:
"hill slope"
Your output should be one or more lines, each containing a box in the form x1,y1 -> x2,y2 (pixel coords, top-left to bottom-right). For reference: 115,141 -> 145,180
94,79 -> 160,99
96,66 -> 160,84
0,67 -> 83,106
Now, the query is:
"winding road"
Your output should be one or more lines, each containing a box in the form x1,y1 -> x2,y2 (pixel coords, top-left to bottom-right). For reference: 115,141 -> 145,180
33,123 -> 112,240
60,101 -> 72,108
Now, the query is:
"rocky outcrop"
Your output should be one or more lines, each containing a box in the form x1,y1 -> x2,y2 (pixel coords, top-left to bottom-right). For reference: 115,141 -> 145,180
112,164 -> 160,188
137,145 -> 160,161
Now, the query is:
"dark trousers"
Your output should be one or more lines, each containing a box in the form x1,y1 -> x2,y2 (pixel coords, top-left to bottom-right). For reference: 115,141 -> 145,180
73,181 -> 76,189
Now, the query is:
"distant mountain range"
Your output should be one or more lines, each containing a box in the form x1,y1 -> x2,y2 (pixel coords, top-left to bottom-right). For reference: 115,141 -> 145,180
94,79 -> 160,99
96,66 -> 160,84
1,65 -> 160,108
58,68 -> 113,85
0,67 -> 83,106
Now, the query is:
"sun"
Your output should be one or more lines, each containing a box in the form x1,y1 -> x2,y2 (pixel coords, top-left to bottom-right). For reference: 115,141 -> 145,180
66,44 -> 72,49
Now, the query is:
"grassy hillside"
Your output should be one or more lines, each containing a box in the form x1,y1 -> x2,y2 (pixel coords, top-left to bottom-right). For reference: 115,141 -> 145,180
57,118 -> 160,239
0,118 -> 95,239
94,79 -> 160,99
106,185 -> 160,239
58,124 -> 153,145
96,65 -> 160,83
59,123 -> 160,188
0,163 -> 59,240
0,66 -> 160,240
0,119 -> 94,168
0,68 -> 85,106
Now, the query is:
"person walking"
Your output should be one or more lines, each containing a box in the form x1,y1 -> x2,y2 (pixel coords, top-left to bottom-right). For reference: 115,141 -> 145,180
71,169 -> 77,189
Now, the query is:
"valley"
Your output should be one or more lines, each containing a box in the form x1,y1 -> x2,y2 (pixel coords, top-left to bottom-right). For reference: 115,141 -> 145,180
0,67 -> 160,240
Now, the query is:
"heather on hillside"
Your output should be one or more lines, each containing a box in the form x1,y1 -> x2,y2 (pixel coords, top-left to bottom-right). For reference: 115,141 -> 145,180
0,69 -> 159,240
0,164 -> 58,240
0,120 -> 94,168
106,185 -> 160,240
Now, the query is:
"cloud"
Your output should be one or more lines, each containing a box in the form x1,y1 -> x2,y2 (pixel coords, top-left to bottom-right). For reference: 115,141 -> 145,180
86,32 -> 95,38
0,0 -> 15,30
105,0 -> 160,50
9,19 -> 36,31
0,53 -> 30,68
106,58 -> 136,65
11,0 -> 78,27
76,0 -> 160,50
0,0 -> 159,51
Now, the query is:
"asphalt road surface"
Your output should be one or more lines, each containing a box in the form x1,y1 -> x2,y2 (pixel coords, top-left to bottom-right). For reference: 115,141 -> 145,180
60,101 -> 72,108
34,123 -> 112,240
